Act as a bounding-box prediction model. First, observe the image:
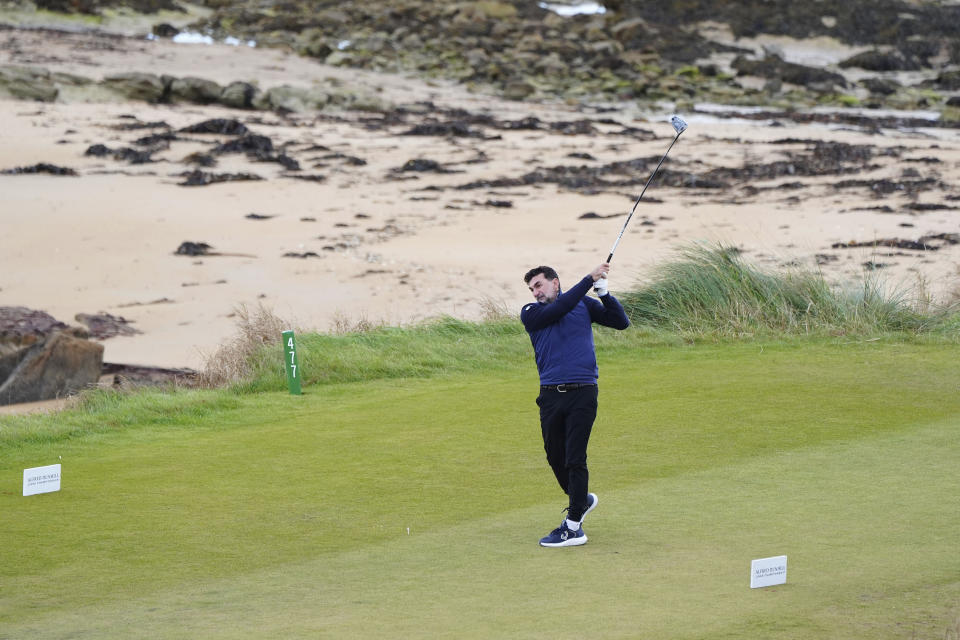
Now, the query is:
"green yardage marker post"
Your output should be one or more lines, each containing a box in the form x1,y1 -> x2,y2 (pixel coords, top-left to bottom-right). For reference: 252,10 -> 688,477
282,329 -> 302,395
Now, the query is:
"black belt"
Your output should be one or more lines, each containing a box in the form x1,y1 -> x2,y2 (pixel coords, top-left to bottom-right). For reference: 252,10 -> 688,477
540,383 -> 597,393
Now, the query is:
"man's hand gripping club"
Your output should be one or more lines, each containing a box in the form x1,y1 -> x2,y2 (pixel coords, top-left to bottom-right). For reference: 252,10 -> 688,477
591,262 -> 610,297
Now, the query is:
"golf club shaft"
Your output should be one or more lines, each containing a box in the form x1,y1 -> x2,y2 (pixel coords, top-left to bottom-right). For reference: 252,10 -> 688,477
606,132 -> 683,263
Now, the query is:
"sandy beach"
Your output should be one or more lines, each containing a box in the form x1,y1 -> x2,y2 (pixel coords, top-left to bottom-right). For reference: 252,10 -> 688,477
2,27 -> 959,375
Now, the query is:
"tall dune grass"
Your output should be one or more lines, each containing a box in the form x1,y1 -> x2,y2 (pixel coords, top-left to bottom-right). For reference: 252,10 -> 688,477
619,244 -> 960,336
198,303 -> 291,388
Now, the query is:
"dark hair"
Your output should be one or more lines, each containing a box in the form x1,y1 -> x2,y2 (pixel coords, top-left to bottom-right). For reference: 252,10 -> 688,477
524,265 -> 559,284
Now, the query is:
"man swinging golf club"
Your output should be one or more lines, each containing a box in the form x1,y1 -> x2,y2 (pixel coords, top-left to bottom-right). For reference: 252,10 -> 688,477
522,115 -> 686,547
522,262 -> 630,547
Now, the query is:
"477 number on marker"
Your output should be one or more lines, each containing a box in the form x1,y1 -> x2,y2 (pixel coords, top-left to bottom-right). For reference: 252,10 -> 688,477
282,330 -> 302,395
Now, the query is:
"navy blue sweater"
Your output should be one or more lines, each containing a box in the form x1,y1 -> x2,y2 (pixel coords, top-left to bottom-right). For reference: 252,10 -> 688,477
521,275 -> 630,385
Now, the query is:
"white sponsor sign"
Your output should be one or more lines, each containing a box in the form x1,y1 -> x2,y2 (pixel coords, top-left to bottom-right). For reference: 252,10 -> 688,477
23,464 -> 61,496
751,555 -> 787,588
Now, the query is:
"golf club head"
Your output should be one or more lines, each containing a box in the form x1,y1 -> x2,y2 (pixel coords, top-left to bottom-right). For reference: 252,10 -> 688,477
670,115 -> 688,135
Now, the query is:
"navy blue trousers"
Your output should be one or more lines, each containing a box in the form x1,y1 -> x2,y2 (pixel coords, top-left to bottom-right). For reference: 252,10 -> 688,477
536,385 -> 598,521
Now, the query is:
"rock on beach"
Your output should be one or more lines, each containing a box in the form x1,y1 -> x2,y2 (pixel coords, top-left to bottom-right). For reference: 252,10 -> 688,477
0,307 -> 103,405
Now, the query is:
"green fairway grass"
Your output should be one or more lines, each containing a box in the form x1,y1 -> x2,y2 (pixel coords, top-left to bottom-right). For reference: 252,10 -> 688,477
1,339 -> 958,638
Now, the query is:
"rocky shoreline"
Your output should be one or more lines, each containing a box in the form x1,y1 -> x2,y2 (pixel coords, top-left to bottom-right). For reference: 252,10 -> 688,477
0,30 -> 388,112
3,0 -> 959,117
1,1 -> 959,118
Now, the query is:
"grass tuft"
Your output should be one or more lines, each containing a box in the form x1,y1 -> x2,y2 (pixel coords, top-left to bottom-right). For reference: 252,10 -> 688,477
619,243 -> 960,336
197,303 -> 292,388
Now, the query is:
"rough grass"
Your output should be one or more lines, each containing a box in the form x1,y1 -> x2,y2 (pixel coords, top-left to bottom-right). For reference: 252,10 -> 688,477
197,303 -> 291,388
1,341 -> 958,638
619,244 -> 960,336
198,310 -> 532,393
0,388 -> 245,449
193,245 -> 960,394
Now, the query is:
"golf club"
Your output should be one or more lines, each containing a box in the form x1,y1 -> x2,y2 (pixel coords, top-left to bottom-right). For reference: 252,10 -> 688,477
605,114 -> 688,263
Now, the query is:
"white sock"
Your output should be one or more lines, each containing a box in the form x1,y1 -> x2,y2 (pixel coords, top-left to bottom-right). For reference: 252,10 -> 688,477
565,518 -> 581,531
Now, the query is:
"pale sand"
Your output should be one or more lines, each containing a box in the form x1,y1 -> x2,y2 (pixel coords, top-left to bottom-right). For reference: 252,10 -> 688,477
2,31 -> 959,376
